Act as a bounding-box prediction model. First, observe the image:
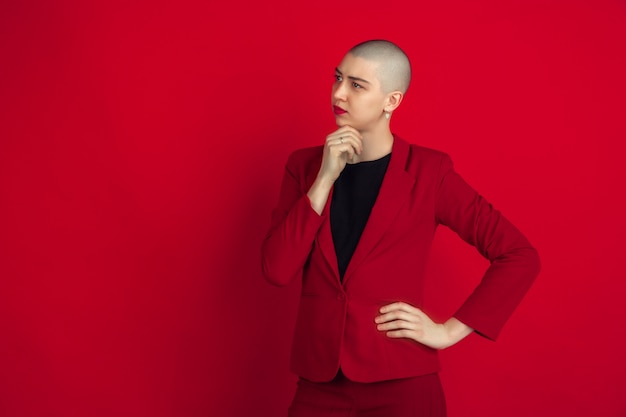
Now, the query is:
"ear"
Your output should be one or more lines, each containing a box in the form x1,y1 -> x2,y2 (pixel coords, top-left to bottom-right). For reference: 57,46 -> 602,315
384,91 -> 404,113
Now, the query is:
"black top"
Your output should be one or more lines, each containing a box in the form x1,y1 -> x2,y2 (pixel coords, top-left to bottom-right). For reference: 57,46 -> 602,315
331,153 -> 391,280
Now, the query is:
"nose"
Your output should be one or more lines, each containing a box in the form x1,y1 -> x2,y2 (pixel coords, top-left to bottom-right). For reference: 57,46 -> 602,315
333,80 -> 347,101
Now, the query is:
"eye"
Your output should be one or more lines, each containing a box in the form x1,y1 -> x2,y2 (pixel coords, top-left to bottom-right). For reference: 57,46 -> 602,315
335,74 -> 343,82
352,82 -> 363,89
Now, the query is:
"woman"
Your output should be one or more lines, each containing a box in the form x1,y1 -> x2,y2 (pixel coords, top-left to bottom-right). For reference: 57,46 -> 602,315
261,39 -> 540,417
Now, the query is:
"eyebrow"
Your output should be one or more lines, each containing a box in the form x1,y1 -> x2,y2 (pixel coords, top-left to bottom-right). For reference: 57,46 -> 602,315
335,67 -> 372,85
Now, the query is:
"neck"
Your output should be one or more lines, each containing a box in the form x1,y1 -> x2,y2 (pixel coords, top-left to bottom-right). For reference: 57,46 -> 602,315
351,125 -> 394,163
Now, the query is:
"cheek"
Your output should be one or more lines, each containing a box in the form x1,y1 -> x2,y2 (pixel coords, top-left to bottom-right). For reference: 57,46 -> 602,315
361,97 -> 383,114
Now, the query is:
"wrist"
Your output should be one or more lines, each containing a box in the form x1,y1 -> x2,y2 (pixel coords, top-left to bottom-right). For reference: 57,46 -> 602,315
307,176 -> 334,215
314,171 -> 336,189
442,317 -> 473,348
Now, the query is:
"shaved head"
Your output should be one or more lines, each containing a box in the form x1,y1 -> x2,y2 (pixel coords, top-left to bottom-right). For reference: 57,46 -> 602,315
347,40 -> 411,94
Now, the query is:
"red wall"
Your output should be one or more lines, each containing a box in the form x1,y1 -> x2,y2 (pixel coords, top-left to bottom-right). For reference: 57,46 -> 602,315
1,1 -> 625,416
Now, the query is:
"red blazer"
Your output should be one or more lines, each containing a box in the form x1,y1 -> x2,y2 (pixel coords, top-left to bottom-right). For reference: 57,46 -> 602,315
261,135 -> 540,383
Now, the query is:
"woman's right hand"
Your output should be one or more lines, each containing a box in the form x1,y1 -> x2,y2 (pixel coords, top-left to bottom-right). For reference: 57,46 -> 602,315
317,126 -> 363,183
306,126 -> 363,215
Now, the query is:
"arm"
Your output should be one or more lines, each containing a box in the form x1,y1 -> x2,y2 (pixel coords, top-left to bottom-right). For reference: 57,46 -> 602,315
260,155 -> 325,287
375,153 -> 540,348
435,154 -> 541,340
261,127 -> 363,286
307,127 -> 363,214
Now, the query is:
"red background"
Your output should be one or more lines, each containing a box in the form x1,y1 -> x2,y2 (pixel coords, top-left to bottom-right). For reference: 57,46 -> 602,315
1,1 -> 625,416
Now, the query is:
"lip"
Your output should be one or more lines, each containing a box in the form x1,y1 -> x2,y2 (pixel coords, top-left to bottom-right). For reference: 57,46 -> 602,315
333,105 -> 347,115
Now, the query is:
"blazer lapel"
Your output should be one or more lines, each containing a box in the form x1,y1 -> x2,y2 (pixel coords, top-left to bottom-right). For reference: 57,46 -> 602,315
342,136 -> 415,284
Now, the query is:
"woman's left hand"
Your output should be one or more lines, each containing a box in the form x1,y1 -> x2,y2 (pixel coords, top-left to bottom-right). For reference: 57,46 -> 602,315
375,302 -> 473,350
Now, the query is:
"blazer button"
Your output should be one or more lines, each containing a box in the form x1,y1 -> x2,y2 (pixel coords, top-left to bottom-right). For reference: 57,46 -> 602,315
336,293 -> 346,301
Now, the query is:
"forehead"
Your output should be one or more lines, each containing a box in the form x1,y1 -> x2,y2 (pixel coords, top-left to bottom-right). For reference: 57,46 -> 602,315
337,53 -> 381,86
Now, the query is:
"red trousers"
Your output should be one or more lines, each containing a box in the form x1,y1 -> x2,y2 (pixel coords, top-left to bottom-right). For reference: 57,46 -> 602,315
288,370 -> 447,417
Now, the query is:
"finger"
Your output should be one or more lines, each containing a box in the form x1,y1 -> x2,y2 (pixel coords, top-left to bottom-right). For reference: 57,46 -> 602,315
329,139 -> 356,154
376,319 -> 419,331
375,311 -> 418,324
330,133 -> 359,145
327,131 -> 363,153
335,125 -> 363,137
385,329 -> 421,339
336,136 -> 349,146
380,302 -> 421,315
327,137 -> 358,154
337,136 -> 363,155
328,141 -> 358,161
328,127 -> 362,141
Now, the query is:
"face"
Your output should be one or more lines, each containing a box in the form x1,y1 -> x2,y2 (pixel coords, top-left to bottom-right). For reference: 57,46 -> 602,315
331,53 -> 389,132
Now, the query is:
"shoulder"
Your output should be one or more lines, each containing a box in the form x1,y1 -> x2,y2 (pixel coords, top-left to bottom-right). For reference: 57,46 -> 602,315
408,143 -> 450,162
288,145 -> 323,162
284,145 -> 323,176
394,136 -> 453,175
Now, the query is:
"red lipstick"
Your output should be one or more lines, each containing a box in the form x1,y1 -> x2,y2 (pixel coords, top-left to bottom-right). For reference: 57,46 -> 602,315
333,105 -> 347,115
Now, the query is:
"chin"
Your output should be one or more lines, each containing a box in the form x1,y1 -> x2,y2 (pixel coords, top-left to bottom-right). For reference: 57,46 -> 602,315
335,118 -> 358,129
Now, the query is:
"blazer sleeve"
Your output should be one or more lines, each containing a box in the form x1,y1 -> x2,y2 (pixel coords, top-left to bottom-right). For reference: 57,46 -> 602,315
434,154 -> 541,341
261,151 -> 326,286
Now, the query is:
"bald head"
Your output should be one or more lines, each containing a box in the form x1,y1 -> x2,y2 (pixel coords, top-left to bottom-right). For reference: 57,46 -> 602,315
347,40 -> 411,94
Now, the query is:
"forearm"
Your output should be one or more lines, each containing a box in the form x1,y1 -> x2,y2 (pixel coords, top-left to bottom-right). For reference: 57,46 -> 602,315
307,175 -> 334,215
443,317 -> 474,347
261,195 -> 325,286
454,244 -> 540,340
436,154 -> 540,340
262,175 -> 332,283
